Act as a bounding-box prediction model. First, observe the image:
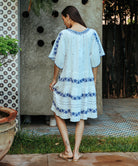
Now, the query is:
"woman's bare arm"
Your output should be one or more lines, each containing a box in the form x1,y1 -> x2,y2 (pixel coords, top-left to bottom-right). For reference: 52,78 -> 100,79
92,67 -> 98,86
53,64 -> 60,81
49,64 -> 60,91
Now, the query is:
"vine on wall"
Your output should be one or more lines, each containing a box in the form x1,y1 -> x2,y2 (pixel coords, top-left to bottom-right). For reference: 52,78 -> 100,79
28,0 -> 53,16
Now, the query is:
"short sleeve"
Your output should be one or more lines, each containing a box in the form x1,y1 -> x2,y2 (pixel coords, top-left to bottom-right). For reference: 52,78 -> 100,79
90,30 -> 105,68
48,32 -> 65,69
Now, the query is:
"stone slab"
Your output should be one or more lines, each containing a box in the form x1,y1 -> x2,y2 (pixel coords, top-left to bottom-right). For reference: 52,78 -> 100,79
1,153 -> 138,166
131,152 -> 138,160
0,154 -> 48,166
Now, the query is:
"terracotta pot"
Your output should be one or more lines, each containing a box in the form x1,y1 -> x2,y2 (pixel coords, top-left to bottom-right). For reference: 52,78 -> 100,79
0,107 -> 17,161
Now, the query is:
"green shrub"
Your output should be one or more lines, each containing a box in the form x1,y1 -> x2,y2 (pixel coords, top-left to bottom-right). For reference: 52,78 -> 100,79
0,35 -> 21,66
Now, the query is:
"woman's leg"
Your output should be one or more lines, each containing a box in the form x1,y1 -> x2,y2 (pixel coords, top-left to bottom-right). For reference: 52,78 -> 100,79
54,113 -> 73,157
73,119 -> 84,160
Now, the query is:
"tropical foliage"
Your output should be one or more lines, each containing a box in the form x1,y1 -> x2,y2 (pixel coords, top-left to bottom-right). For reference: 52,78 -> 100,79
0,36 -> 21,66
103,0 -> 137,24
30,0 -> 52,16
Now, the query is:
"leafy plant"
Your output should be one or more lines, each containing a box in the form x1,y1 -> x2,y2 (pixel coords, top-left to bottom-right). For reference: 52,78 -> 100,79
0,35 -> 21,66
31,0 -> 52,16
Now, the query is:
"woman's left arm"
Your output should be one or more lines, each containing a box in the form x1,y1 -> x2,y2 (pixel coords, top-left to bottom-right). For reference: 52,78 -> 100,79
92,67 -> 98,86
49,64 -> 60,91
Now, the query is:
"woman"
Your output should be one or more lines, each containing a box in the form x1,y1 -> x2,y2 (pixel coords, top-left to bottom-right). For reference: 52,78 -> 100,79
49,6 -> 105,161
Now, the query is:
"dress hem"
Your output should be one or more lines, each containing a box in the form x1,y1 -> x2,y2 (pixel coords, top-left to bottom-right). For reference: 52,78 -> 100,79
51,109 -> 97,122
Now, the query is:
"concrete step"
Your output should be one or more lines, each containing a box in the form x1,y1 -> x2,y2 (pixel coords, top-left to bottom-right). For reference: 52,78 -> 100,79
1,152 -> 138,166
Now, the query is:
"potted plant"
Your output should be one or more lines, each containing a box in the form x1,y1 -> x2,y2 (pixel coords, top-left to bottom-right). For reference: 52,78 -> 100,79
0,107 -> 17,161
0,35 -> 21,161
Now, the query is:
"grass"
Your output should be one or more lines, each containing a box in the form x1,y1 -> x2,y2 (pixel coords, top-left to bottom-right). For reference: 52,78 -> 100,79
8,131 -> 138,154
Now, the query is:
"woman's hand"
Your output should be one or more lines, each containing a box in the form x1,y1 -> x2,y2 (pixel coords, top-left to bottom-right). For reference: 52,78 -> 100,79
49,79 -> 57,91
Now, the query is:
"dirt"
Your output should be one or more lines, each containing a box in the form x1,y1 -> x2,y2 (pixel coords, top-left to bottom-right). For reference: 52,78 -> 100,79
0,162 -> 13,166
106,112 -> 125,122
0,111 -> 9,119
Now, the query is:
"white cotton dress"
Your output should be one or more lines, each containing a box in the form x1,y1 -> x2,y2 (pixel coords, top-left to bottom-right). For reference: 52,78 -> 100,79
48,28 -> 105,122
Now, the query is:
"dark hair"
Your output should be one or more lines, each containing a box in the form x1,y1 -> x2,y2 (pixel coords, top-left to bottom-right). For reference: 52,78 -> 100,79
61,6 -> 87,28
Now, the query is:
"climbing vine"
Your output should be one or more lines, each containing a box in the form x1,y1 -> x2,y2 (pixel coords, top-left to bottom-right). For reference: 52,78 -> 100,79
28,0 -> 53,16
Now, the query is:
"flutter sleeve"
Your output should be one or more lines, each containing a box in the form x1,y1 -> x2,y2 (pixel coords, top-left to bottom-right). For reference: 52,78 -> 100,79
48,31 -> 65,69
90,30 -> 105,68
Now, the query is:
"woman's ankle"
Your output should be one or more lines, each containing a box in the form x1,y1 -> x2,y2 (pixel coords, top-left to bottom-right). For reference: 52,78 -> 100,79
65,149 -> 73,154
73,148 -> 79,154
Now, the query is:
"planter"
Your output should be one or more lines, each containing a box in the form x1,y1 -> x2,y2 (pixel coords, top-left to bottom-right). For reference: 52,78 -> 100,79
0,107 -> 17,161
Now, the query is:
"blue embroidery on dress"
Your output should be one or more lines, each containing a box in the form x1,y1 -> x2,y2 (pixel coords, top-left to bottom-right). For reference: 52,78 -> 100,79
58,77 -> 94,84
53,100 -> 97,116
53,88 -> 96,100
53,33 -> 62,56
93,32 -> 102,54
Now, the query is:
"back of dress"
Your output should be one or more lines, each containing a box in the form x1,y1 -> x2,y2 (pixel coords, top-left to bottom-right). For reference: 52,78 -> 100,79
48,28 -> 105,122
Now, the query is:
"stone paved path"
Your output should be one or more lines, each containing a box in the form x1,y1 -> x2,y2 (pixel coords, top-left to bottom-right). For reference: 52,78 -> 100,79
1,152 -> 138,166
22,99 -> 138,137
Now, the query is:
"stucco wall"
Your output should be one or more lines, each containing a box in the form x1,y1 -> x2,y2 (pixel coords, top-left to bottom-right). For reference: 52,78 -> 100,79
20,0 -> 103,115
